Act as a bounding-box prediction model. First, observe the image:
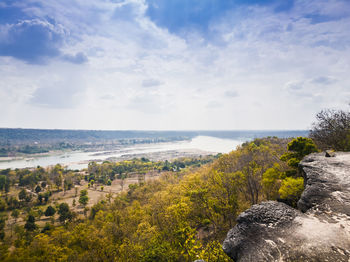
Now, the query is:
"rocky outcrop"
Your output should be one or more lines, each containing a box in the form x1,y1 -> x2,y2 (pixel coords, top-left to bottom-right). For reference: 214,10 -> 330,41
223,152 -> 350,261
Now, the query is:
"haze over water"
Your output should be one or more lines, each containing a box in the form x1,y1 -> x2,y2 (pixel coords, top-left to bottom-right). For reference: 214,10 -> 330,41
0,136 -> 240,170
0,130 -> 308,170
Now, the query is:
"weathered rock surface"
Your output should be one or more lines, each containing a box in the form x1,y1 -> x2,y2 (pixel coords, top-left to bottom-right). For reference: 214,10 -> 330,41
223,152 -> 350,261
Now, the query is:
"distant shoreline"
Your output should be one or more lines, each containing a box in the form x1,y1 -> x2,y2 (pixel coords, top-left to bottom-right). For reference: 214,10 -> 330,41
0,131 -> 309,170
0,128 -> 308,144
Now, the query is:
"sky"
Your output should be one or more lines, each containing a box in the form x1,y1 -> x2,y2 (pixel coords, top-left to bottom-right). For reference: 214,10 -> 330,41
0,0 -> 349,130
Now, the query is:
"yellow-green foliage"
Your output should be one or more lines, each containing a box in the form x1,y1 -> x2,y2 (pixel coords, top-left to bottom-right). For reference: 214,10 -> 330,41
1,137 -> 306,262
262,163 -> 283,200
279,177 -> 304,206
86,156 -> 217,185
214,138 -> 289,205
280,137 -> 318,168
278,137 -> 317,205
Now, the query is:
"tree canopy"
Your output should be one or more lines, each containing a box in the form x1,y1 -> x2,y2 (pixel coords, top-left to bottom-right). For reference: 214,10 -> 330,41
280,137 -> 318,168
310,109 -> 350,151
44,206 -> 56,217
0,137 -> 315,261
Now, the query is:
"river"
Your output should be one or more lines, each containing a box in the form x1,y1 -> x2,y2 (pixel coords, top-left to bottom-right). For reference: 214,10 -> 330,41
0,136 -> 243,170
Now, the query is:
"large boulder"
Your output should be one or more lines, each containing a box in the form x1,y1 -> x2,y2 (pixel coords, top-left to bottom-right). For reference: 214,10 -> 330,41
223,152 -> 350,261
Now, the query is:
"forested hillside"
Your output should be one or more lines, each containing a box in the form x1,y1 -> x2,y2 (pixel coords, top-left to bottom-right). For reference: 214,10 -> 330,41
0,136 -> 317,261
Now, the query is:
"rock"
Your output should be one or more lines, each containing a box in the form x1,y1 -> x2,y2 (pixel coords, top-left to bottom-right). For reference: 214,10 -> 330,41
223,152 -> 350,261
325,150 -> 336,157
298,152 -> 350,215
223,201 -> 300,262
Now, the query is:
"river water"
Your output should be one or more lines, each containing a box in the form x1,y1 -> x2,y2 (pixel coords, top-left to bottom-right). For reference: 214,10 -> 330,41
0,136 -> 243,170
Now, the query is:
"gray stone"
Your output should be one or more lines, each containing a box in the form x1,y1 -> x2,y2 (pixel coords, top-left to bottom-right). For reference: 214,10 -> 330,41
223,152 -> 350,261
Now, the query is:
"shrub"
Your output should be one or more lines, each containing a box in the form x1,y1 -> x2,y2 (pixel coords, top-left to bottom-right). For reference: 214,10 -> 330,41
278,177 -> 304,207
280,137 -> 318,168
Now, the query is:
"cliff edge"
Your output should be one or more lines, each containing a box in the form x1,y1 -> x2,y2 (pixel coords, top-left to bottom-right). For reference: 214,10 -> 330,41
223,152 -> 350,261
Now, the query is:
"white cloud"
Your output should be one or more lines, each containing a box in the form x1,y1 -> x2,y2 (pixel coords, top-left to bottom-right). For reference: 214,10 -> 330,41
0,0 -> 350,130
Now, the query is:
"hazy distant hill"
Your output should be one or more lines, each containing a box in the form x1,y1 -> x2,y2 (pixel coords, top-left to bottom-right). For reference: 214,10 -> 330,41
0,128 -> 308,145
0,128 -> 197,145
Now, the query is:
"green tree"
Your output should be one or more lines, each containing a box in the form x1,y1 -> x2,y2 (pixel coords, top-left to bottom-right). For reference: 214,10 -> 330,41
18,188 -> 27,201
287,137 -> 318,159
43,191 -> 50,203
38,193 -> 43,204
7,196 -> 20,209
58,203 -> 73,224
52,164 -> 63,191
79,189 -> 89,207
54,175 -> 63,191
0,175 -> 10,193
262,163 -> 283,200
280,137 -> 318,168
24,214 -> 37,231
0,214 -> 7,240
45,206 -> 56,217
35,185 -> 41,193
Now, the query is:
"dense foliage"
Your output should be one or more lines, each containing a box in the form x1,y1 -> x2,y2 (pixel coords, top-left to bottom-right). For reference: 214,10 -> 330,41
86,157 -> 216,185
0,137 -> 312,261
280,137 -> 318,168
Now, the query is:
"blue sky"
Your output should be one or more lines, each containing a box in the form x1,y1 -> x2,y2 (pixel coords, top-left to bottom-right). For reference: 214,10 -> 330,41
0,0 -> 349,130
146,0 -> 294,34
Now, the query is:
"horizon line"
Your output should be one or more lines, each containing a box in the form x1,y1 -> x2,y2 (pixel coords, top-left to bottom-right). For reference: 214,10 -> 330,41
0,127 -> 309,132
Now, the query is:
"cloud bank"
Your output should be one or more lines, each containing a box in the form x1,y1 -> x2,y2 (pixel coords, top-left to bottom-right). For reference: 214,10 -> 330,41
0,0 -> 349,130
